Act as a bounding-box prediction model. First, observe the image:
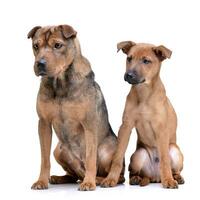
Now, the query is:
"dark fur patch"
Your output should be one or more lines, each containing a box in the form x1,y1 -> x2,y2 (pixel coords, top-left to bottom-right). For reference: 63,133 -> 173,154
86,71 -> 95,80
45,31 -> 51,42
154,157 -> 159,163
41,63 -> 96,100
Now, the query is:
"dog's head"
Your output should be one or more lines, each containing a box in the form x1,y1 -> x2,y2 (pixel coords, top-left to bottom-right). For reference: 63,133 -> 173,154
117,41 -> 172,85
28,25 -> 77,77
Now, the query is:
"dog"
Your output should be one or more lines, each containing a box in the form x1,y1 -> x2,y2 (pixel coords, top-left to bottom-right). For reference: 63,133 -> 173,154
28,25 -> 124,191
101,41 -> 184,189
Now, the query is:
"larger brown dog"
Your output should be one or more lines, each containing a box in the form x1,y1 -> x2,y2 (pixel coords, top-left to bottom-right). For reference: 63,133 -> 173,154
28,25 -> 124,191
101,41 -> 184,188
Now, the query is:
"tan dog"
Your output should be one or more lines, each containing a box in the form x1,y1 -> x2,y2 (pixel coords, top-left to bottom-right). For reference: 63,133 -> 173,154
28,25 -> 124,191
101,41 -> 184,189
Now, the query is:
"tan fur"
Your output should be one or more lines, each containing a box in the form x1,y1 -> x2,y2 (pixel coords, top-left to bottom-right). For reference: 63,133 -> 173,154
28,25 -> 124,191
101,41 -> 184,189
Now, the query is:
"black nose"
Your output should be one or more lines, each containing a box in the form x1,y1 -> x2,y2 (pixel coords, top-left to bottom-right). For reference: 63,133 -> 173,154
124,71 -> 138,84
37,59 -> 46,75
125,72 -> 137,80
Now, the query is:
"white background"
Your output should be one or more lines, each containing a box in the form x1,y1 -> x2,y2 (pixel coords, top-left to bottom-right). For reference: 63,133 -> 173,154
0,0 -> 199,199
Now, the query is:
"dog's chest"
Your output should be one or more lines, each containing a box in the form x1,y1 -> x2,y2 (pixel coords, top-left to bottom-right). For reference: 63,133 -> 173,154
52,99 -> 88,143
136,103 -> 153,121
135,104 -> 157,145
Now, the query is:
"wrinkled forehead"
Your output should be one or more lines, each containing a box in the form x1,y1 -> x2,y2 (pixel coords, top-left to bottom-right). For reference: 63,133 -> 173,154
128,43 -> 156,59
33,26 -> 64,43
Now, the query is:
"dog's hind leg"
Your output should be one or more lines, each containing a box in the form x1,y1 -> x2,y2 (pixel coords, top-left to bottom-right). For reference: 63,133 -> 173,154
49,143 -> 84,184
49,175 -> 78,184
129,148 -> 151,186
97,135 -> 125,185
169,144 -> 184,184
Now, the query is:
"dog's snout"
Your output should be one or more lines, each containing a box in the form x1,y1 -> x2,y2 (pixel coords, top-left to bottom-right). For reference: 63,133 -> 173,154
37,59 -> 47,76
124,71 -> 137,82
126,71 -> 137,80
124,70 -> 144,85
37,59 -> 46,70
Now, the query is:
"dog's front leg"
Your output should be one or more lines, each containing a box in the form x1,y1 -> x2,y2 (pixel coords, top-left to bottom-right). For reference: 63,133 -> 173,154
101,122 -> 133,187
79,125 -> 97,191
152,122 -> 178,189
31,119 -> 52,190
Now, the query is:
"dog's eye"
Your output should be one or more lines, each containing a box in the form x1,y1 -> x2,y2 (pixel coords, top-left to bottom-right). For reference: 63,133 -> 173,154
127,56 -> 132,62
33,44 -> 39,51
143,58 -> 151,64
54,43 -> 63,49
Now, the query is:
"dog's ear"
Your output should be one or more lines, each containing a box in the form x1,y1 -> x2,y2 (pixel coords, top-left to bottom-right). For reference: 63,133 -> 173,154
153,45 -> 172,61
117,41 -> 136,54
27,26 -> 41,39
59,25 -> 77,39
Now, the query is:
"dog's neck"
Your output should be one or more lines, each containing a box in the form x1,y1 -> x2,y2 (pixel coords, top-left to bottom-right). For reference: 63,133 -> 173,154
133,75 -> 166,103
41,59 -> 94,99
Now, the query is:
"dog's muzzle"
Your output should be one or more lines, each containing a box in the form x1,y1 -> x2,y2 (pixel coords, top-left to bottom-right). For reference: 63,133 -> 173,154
37,59 -> 47,76
124,71 -> 145,85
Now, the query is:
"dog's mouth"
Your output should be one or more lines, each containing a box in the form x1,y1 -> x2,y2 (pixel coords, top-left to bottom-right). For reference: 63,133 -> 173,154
132,79 -> 145,85
38,71 -> 47,76
127,79 -> 145,85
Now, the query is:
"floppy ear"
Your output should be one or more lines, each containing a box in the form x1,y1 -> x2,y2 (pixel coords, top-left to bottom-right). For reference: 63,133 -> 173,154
59,25 -> 77,39
27,26 -> 41,39
117,41 -> 136,54
153,45 -> 172,61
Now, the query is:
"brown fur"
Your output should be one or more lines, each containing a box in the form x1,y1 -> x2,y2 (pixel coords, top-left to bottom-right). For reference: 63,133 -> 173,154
101,41 -> 184,189
28,25 -> 124,191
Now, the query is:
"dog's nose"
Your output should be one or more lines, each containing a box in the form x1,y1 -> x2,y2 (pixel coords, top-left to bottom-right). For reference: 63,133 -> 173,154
37,59 -> 46,75
125,72 -> 137,80
124,71 -> 137,80
124,71 -> 140,84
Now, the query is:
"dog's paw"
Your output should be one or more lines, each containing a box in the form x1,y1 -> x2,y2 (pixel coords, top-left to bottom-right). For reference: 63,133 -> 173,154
100,177 -> 118,188
162,178 -> 178,189
78,181 -> 96,191
173,174 -> 185,184
129,175 -> 142,185
31,180 -> 48,190
49,176 -> 61,184
49,175 -> 78,184
140,177 -> 150,186
96,177 -> 103,186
